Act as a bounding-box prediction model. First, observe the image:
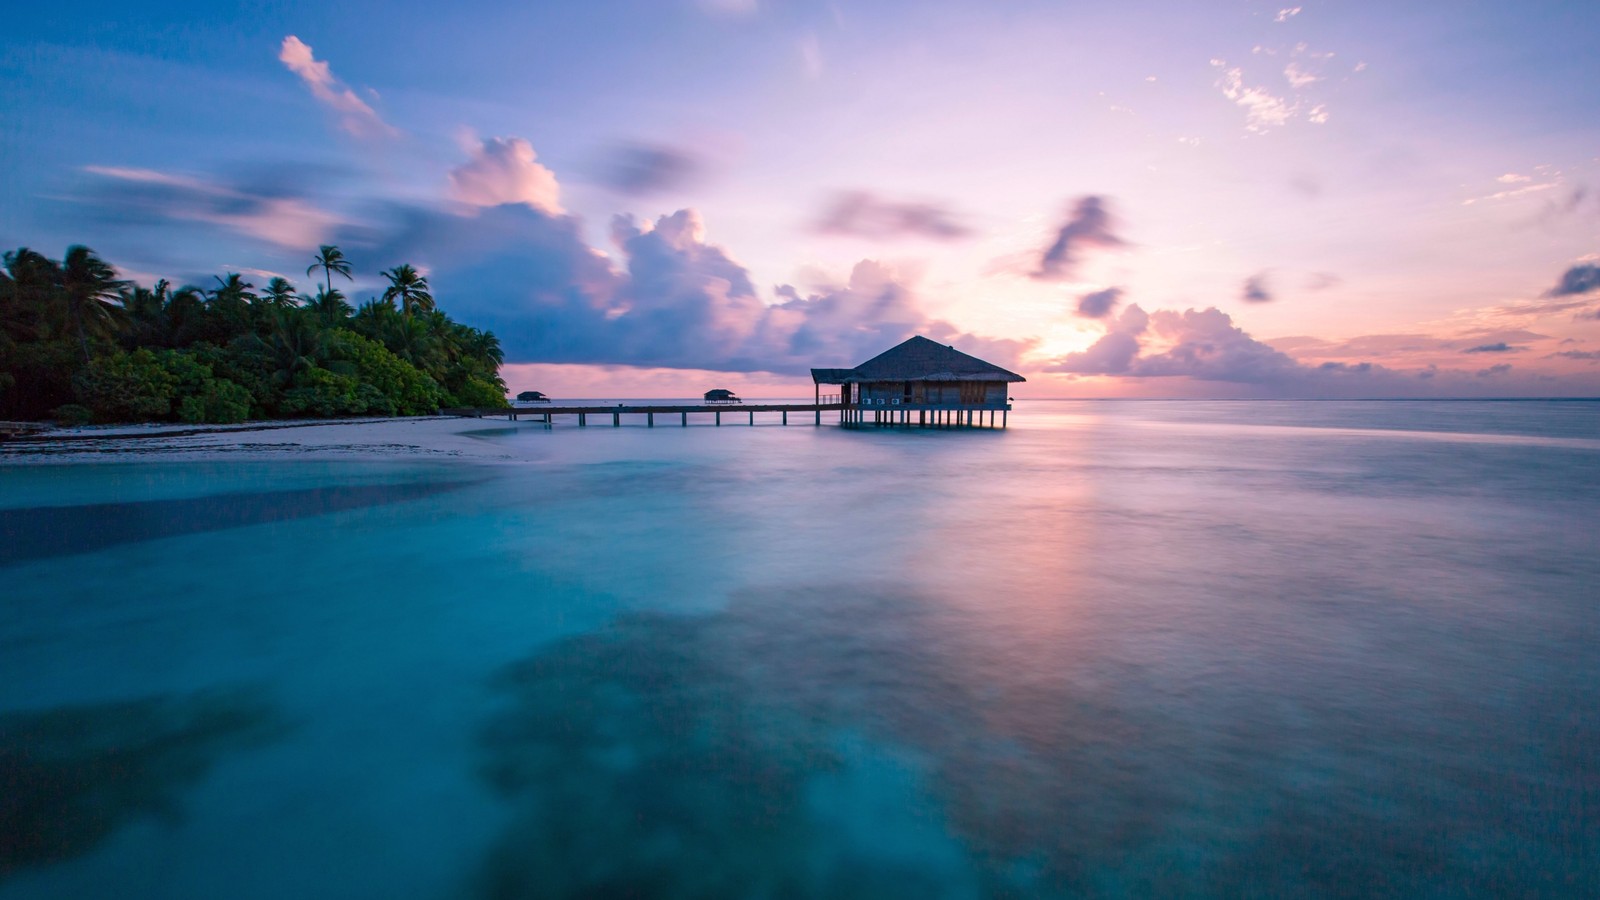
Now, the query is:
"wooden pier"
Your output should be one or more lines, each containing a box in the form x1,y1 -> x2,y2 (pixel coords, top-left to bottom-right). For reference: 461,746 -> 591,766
443,400 -> 1012,429
444,403 -> 844,427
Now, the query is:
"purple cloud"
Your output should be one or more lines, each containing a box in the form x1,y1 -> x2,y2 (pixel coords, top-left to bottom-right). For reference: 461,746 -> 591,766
1033,196 -> 1125,280
814,191 -> 971,240
1242,272 -> 1273,303
1544,263 -> 1600,298
343,203 -> 1023,374
1075,287 -> 1123,319
598,142 -> 701,196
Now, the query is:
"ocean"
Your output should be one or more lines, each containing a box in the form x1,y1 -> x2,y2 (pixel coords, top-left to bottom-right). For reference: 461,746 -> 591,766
2,400 -> 1597,898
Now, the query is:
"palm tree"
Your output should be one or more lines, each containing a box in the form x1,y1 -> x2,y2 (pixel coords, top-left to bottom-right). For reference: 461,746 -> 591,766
455,324 -> 504,369
307,245 -> 353,295
60,246 -> 127,361
304,287 -> 353,327
265,310 -> 331,386
380,264 -> 434,317
209,273 -> 257,303
120,279 -> 171,347
262,277 -> 299,310
1,248 -> 57,345
208,273 -> 258,338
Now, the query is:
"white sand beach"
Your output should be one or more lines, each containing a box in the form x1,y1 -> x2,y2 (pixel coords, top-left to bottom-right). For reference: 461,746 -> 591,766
0,416 -> 534,465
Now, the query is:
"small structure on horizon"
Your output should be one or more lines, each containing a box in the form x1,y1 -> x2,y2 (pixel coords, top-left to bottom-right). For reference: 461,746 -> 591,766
703,388 -> 741,404
515,390 -> 550,403
812,335 -> 1024,429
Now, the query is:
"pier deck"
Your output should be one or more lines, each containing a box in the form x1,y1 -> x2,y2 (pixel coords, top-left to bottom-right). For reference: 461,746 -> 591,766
444,401 -> 1008,429
444,403 -> 844,427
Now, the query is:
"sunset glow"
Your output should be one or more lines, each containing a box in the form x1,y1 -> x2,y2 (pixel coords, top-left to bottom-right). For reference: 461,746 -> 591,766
3,1 -> 1597,397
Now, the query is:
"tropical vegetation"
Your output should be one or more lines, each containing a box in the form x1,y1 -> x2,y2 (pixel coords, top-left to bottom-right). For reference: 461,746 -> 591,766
0,244 -> 507,424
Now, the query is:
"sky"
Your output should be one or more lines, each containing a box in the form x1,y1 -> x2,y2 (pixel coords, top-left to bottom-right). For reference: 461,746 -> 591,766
3,0 -> 1598,398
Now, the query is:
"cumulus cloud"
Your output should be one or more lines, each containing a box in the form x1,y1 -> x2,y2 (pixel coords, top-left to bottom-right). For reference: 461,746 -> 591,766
598,142 -> 700,196
1242,272 -> 1273,303
1033,196 -> 1125,280
813,191 -> 971,240
343,203 -> 1022,374
448,137 -> 563,213
1048,305 -> 1428,394
1043,305 -> 1598,396
74,165 -> 341,248
1275,7 -> 1302,22
1463,342 -> 1520,353
1075,287 -> 1123,319
277,36 -> 396,139
1050,305 -> 1148,374
1544,263 -> 1600,297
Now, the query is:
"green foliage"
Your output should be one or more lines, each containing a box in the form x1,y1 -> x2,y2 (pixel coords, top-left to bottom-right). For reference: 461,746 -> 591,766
2,244 -> 506,422
448,374 -> 509,409
73,349 -> 178,422
280,366 -> 370,417
333,332 -> 443,415
178,378 -> 251,424
52,404 -> 93,426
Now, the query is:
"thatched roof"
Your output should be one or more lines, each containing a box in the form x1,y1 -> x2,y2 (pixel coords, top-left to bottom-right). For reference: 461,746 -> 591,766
811,336 -> 1025,384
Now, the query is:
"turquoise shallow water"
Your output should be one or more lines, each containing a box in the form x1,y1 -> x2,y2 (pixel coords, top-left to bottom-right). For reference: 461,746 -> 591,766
2,400 -> 1598,898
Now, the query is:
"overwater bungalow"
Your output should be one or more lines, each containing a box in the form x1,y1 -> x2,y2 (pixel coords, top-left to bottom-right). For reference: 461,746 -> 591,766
704,389 -> 741,403
812,335 -> 1025,428
515,390 -> 550,403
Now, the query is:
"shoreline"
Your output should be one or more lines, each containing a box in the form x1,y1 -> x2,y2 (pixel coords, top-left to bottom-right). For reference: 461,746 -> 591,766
0,416 -> 527,465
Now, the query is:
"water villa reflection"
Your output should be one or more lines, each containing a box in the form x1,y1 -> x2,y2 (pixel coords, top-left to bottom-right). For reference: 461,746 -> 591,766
813,335 -> 1024,429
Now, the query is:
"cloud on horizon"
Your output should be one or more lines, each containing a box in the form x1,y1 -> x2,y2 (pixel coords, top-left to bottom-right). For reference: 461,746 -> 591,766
277,36 -> 397,139
813,191 -> 971,241
1043,304 -> 1525,397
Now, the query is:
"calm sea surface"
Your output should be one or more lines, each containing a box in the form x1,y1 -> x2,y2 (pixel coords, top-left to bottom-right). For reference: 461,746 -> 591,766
2,400 -> 1597,898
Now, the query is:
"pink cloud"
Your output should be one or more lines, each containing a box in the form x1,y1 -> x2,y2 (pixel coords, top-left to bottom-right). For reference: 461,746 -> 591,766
80,165 -> 340,248
448,137 -> 564,213
278,36 -> 397,139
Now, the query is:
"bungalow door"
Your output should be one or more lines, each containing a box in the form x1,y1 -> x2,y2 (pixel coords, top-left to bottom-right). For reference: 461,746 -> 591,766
959,382 -> 985,405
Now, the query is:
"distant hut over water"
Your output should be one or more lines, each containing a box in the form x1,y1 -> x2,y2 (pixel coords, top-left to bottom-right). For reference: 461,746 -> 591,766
812,335 -> 1024,429
703,389 -> 741,403
515,390 -> 549,403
